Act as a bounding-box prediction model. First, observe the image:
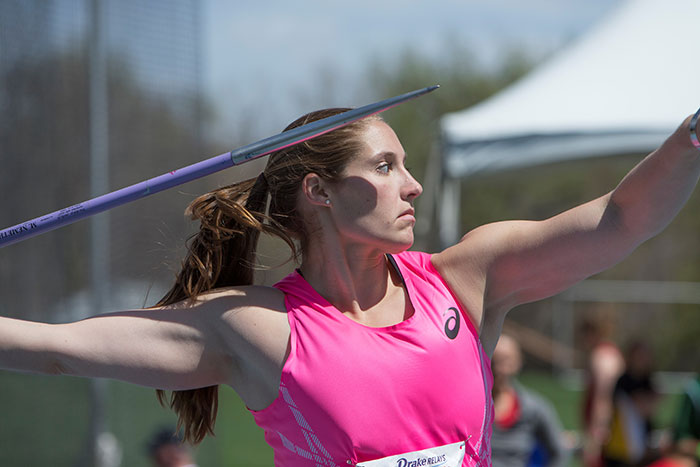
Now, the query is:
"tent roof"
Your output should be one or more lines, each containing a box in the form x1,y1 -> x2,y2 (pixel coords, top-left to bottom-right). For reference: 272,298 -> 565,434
441,0 -> 700,178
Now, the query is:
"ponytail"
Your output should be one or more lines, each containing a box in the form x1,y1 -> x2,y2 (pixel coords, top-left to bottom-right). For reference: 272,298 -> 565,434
155,107 -> 382,444
155,173 -> 295,444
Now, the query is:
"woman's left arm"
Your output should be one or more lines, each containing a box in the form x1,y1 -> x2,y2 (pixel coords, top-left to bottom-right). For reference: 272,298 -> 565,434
433,114 -> 700,353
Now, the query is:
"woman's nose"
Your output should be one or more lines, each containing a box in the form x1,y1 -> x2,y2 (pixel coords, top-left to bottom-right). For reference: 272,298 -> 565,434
404,172 -> 423,201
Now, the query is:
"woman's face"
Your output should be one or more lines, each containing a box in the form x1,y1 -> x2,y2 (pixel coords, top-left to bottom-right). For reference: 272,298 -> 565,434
326,120 -> 423,253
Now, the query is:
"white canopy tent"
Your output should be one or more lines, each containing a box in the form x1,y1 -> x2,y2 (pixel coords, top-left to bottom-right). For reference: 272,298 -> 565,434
437,0 -> 700,247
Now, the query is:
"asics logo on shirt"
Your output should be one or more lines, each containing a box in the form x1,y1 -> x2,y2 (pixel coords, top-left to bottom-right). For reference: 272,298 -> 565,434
443,307 -> 460,340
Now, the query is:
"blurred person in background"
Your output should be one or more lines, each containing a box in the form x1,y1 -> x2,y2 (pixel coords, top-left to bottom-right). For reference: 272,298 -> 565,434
147,428 -> 197,467
671,374 -> 700,466
2,105 -> 700,465
491,333 -> 567,467
603,340 -> 661,466
646,374 -> 700,467
580,317 -> 626,467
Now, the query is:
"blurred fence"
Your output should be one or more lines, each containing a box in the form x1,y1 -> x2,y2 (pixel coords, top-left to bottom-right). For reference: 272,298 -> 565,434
0,0 -> 204,320
0,1 -> 215,465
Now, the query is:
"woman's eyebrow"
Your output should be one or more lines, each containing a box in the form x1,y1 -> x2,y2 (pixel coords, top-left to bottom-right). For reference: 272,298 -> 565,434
372,151 -> 407,161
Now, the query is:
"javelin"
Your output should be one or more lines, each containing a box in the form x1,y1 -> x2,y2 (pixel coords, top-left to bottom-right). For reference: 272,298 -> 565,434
0,85 -> 439,248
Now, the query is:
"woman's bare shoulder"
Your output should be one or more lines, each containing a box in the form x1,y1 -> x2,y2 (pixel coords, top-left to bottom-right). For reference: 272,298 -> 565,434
181,285 -> 291,396
161,284 -> 290,343
203,284 -> 289,341
169,284 -> 287,314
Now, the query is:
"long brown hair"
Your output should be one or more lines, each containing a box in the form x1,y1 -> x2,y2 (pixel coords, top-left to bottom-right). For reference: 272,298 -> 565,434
155,108 -> 383,444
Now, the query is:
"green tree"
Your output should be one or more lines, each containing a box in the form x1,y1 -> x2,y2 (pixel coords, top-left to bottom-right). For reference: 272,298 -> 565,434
368,43 -> 533,186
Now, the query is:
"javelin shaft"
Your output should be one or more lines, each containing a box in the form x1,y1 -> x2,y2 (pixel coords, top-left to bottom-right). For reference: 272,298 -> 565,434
0,85 -> 439,248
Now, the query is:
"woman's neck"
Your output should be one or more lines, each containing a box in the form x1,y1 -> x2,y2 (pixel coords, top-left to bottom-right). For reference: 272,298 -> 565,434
301,244 -> 389,307
299,242 -> 410,326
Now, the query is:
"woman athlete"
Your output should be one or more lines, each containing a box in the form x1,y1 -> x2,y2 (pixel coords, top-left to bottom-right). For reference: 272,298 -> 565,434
2,107 -> 700,466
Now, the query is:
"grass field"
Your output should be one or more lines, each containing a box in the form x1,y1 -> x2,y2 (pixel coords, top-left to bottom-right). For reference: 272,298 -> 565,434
0,370 -> 682,466
0,372 -> 273,466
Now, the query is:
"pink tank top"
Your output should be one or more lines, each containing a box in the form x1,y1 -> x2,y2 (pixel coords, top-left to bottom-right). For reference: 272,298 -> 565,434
251,251 -> 493,466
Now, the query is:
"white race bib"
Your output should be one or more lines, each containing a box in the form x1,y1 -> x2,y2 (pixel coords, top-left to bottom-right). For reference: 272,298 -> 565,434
356,440 -> 465,467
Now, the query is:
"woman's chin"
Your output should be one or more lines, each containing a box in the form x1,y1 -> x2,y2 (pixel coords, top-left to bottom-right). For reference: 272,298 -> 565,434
383,236 -> 414,254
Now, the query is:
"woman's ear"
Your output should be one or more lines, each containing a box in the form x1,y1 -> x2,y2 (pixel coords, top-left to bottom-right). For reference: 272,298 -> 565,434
301,173 -> 331,207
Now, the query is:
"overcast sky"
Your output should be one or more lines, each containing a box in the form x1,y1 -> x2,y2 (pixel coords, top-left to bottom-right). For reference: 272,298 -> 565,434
202,0 -> 620,141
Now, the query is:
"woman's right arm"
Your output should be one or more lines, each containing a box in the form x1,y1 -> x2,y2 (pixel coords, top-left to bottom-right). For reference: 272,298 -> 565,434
0,285 -> 289,394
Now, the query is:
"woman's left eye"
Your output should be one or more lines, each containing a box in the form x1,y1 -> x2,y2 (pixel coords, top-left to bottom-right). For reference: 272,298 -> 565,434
377,162 -> 392,174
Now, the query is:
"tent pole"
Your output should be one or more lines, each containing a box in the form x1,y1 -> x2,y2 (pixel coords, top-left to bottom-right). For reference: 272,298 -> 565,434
439,176 -> 461,249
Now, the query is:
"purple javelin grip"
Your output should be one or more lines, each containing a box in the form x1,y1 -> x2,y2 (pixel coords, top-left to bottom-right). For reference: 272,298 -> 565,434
0,85 -> 439,248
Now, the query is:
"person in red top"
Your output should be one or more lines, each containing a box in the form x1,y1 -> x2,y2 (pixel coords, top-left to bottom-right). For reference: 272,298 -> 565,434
491,334 -> 567,467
